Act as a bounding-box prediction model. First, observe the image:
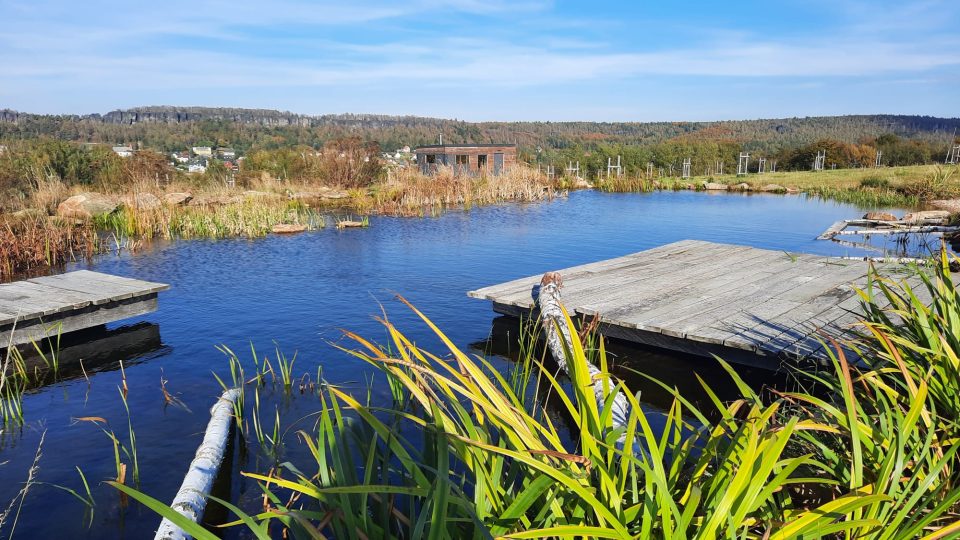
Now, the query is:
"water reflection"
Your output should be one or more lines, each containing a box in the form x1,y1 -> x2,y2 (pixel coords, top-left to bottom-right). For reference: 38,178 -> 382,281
10,322 -> 167,389
479,315 -> 791,416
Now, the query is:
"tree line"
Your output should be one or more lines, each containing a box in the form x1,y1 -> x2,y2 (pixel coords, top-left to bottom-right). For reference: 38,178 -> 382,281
1,108 -> 957,156
538,134 -> 956,178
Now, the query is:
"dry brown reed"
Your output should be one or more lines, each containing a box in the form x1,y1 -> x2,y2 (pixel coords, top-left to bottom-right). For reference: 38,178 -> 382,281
0,217 -> 99,281
372,165 -> 557,216
29,177 -> 70,216
0,164 -> 559,276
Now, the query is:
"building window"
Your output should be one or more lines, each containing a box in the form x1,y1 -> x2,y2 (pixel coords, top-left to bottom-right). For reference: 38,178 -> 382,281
426,154 -> 436,164
477,154 -> 487,169
455,155 -> 469,165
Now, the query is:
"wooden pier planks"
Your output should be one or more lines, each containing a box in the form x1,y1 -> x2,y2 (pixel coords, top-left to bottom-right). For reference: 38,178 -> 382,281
0,270 -> 169,347
469,240 -> 926,366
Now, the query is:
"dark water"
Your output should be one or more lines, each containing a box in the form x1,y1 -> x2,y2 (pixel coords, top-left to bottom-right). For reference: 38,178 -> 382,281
0,191 -> 935,538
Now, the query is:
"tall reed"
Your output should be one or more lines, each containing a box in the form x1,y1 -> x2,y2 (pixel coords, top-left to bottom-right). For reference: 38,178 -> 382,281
0,217 -> 99,280
374,166 -> 556,216
117,284 -> 960,537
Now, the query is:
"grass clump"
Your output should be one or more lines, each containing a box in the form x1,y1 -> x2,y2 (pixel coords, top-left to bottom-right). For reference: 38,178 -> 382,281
859,174 -> 891,189
593,174 -> 655,193
897,166 -> 960,201
94,198 -> 322,241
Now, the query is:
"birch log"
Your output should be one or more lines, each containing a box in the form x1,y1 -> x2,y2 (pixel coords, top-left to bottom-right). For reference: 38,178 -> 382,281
834,226 -> 960,236
155,388 -> 240,540
834,256 -> 935,264
537,272 -> 631,437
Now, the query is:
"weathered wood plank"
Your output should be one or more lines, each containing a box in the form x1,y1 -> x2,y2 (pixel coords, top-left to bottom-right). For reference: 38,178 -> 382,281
581,248 -> 788,324
473,241 -> 733,309
28,271 -> 169,300
468,240 -> 927,367
691,262 -> 871,350
817,220 -> 848,240
0,270 -> 169,348
468,240 -> 708,303
563,244 -> 761,314
0,296 -> 159,347
638,260 -> 835,339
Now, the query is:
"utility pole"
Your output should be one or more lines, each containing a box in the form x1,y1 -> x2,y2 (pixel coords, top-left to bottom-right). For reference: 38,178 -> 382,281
681,157 -> 691,179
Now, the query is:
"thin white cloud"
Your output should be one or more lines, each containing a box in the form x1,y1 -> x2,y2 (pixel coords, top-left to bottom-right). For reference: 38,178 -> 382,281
0,0 -> 957,116
4,35 -> 956,90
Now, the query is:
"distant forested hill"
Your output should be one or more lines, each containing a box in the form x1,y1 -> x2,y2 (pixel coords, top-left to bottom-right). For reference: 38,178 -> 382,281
0,106 -> 957,155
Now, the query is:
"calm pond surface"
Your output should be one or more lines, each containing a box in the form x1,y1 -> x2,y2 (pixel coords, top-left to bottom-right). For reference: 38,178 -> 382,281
0,190 -> 938,538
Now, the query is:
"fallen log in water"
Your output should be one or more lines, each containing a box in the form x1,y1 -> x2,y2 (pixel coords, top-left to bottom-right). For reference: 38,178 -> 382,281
818,219 -> 960,240
833,225 -> 960,236
834,256 -> 934,264
536,272 -> 631,439
155,388 -> 240,540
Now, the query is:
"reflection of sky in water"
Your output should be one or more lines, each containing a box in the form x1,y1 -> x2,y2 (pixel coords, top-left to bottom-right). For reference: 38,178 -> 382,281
1,191 -> 938,538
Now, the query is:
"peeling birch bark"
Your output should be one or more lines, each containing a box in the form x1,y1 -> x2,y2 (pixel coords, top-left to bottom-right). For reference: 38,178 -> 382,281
536,272 -> 631,437
155,388 -> 240,540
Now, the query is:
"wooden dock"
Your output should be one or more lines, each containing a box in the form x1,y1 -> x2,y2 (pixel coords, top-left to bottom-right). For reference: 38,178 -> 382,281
0,270 -> 169,348
469,240 -> 924,368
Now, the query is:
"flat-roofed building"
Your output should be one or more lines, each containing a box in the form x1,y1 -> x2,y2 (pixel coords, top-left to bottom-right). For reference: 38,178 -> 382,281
413,144 -> 516,176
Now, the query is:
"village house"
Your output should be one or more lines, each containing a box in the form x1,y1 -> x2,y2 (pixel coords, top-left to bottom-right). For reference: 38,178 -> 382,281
112,145 -> 134,157
414,144 -> 516,176
187,162 -> 207,174
172,151 -> 190,163
192,146 -> 213,157
217,147 -> 236,158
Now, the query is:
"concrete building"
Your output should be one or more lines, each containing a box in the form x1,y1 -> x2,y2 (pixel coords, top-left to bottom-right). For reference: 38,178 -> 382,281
192,146 -> 213,157
112,146 -> 134,157
414,144 -> 516,176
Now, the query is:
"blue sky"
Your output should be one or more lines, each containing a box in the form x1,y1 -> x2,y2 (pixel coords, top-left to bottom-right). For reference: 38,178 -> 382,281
0,0 -> 957,121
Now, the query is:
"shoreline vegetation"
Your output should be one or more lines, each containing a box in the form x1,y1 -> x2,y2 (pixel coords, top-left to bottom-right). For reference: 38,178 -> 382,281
0,132 -> 958,279
109,252 -> 960,537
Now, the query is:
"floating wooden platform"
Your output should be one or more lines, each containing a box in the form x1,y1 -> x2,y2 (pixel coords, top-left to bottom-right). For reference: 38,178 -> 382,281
0,270 -> 169,348
469,240 -> 925,368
